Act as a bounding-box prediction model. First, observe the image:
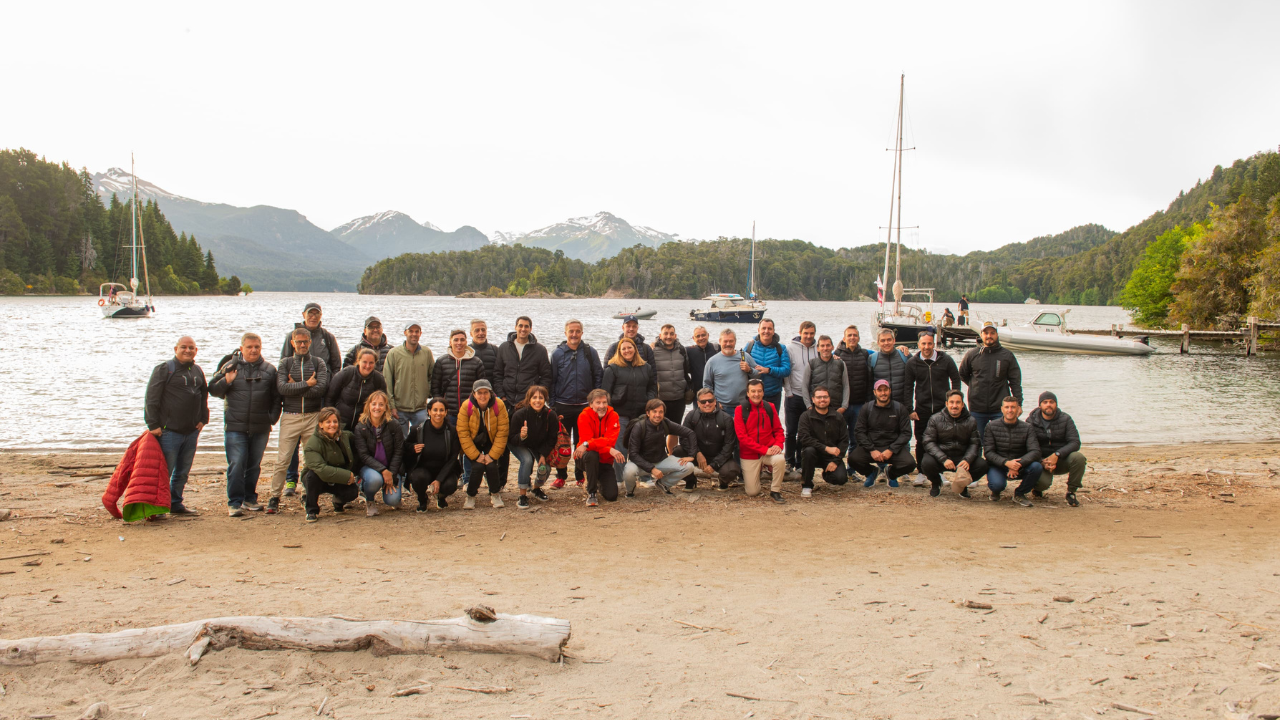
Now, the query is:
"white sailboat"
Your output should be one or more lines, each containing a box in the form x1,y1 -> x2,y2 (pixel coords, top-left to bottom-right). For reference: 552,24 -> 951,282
689,221 -> 767,323
98,156 -> 154,319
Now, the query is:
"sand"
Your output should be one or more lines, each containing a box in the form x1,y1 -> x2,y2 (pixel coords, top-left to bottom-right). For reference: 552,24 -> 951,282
1,443 -> 1278,719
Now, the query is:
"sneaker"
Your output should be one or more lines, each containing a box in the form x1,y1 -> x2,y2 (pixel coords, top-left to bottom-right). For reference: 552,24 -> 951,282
587,493 -> 599,507
770,491 -> 785,504
532,488 -> 549,501
862,473 -> 875,488
662,485 -> 674,495
464,495 -> 476,510
959,487 -> 971,499
929,483 -> 941,498
171,504 -> 198,516
625,490 -> 635,498
801,487 -> 812,498
1014,493 -> 1033,508
332,503 -> 345,514
366,504 -> 380,517
1032,489 -> 1044,499
991,491 -> 1002,502
416,503 -> 428,513
1066,492 -> 1080,507
242,501 -> 263,511
266,497 -> 279,514
437,495 -> 448,509
284,481 -> 297,497
490,494 -> 504,508
682,484 -> 696,493
305,513 -> 318,523
517,495 -> 530,509
640,480 -> 656,489
551,477 -> 565,489
887,477 -> 899,489
228,507 -> 244,517
717,480 -> 729,491
912,474 -> 927,487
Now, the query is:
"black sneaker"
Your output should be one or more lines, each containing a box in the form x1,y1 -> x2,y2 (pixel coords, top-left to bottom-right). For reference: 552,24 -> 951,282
1066,492 -> 1080,507
625,489 -> 635,498
266,497 -> 279,514
437,496 -> 448,509
531,488 -> 549,501
171,504 -> 198,516
1032,489 -> 1044,499
717,480 -> 729,491
663,485 -> 674,495
959,487 -> 971,499
770,491 -> 785,504
1013,493 -> 1033,507
929,482 -> 941,498
305,513 -> 318,523
517,495 -> 531,509
416,503 -> 428,513
991,491 -> 1001,502
333,502 -> 345,514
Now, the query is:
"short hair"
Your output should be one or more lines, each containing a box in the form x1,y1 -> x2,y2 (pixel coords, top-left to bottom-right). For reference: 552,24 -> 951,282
747,379 -> 764,389
644,398 -> 666,414
799,321 -> 816,332
817,334 -> 833,346
719,328 -> 736,339
356,348 -> 378,362
358,391 -> 392,425
1002,395 -> 1021,405
811,385 -> 830,398
315,407 -> 341,434
515,315 -> 532,327
845,325 -> 860,333
918,330 -> 936,339
565,318 -> 583,330
759,318 -> 775,328
291,327 -> 311,340
470,319 -> 487,329
240,332 -> 261,345
586,388 -> 610,404
877,328 -> 895,339
946,389 -> 964,401
693,325 -> 708,335
449,328 -> 467,340
660,323 -> 675,331
696,387 -> 715,399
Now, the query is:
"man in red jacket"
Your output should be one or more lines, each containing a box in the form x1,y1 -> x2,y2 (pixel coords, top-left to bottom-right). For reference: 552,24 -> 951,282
735,379 -> 787,504
575,388 -> 623,507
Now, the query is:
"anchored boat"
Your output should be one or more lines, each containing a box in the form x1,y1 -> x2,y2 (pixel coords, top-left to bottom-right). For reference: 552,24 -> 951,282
611,308 -> 658,320
995,310 -> 1154,356
99,156 -> 154,319
690,221 -> 767,323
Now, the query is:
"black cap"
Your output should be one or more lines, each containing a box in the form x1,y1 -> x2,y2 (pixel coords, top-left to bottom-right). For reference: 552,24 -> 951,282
1039,391 -> 1058,403
364,316 -> 381,328
303,302 -> 322,313
621,315 -> 639,324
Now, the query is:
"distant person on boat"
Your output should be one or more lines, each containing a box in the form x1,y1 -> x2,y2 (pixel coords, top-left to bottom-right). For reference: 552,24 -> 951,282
868,329 -> 910,406
835,325 -> 873,476
432,328 -> 486,419
269,327 -> 331,513
343,316 -> 391,372
384,321 -> 435,439
403,398 -> 462,512
941,308 -> 956,328
509,385 -> 558,509
144,335 -> 209,516
456,379 -> 510,509
209,332 -> 280,517
326,348 -> 387,429
279,302 -> 342,491
982,395 -> 1042,506
734,379 -> 787,504
849,379 -> 916,488
549,319 -> 602,488
796,386 -> 850,496
605,315 -> 655,365
783,321 -> 820,475
958,323 -> 1023,439
352,390 -> 403,517
1024,391 -> 1084,507
677,388 -> 740,491
469,319 -> 498,378
601,336 -> 657,486
958,295 -> 970,326
301,407 -> 359,523
904,331 -> 961,487
685,326 -> 720,392
651,324 -> 693,448
702,329 -> 759,416
622,399 -> 698,497
920,390 -> 989,498
494,316 -> 552,411
743,318 -> 791,413
576,389 -> 622,507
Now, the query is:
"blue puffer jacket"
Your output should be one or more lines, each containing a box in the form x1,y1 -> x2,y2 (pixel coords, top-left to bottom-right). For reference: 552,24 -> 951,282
744,335 -> 791,397
549,341 -> 603,406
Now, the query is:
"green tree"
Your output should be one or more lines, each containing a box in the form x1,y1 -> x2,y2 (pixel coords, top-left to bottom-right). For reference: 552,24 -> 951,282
1169,198 -> 1269,328
1245,196 -> 1280,320
1119,224 -> 1199,326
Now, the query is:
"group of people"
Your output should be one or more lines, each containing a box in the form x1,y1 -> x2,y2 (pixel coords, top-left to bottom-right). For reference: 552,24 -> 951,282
141,303 -> 1088,522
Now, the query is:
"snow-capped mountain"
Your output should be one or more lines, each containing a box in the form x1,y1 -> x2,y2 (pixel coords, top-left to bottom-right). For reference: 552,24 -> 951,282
332,210 -> 489,261
494,211 -> 679,262
332,210 -> 442,237
92,167 -> 189,203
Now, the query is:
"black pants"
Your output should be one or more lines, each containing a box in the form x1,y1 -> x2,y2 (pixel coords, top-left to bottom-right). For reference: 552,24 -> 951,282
919,453 -> 989,486
554,403 -> 586,480
783,395 -> 808,468
303,470 -> 360,514
686,458 -> 741,489
800,446 -> 848,488
912,408 -> 944,465
581,450 -> 619,501
407,465 -> 460,505
465,456 -> 504,497
848,446 -> 916,479
662,400 -> 685,428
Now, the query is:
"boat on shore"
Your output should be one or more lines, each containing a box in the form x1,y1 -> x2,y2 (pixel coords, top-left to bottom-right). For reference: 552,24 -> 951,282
611,308 -> 657,320
996,311 -> 1154,356
690,222 -> 767,323
99,156 -> 153,319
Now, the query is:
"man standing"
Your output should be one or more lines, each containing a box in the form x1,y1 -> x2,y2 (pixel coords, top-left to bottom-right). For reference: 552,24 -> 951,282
469,319 -> 498,379
983,396 -> 1042,505
385,321 -> 435,438
343,316 -> 391,372
493,316 -> 552,409
796,386 -> 849,497
806,335 -> 850,412
209,333 -> 280,516
744,318 -> 791,412
605,315 -> 655,365
959,323 -> 1023,438
549,319 -> 602,487
431,328 -> 486,418
269,328 -> 329,513
783,321 -> 820,474
1025,391 -> 1085,507
835,325 -> 872,468
849,379 -> 915,488
868,329 -> 909,405
735,379 -> 787,504
651,324 -> 692,442
958,294 -> 970,326
678,389 -> 740,491
279,302 -> 341,489
920,390 -> 988,498
904,330 -> 961,486
144,336 -> 208,516
703,329 -> 758,417
685,326 -> 720,390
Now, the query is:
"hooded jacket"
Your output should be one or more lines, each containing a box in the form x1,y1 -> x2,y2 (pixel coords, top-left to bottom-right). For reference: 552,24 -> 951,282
1025,408 -> 1081,459
734,399 -> 784,460
601,361 -> 657,420
685,341 -> 721,390
983,418 -> 1041,468
627,418 -> 698,472
102,432 -> 170,521
744,334 -> 792,396
343,334 -> 392,372
209,353 -> 281,434
509,403 -> 560,459
784,336 -> 821,398
281,323 -> 342,376
923,406 -> 981,465
797,406 -> 850,455
457,393 -> 509,461
854,399 -> 912,454
303,429 -> 358,485
806,354 -> 851,410
384,342 -> 434,413
577,406 -> 621,464
145,357 -> 209,434
432,347 -> 487,416
835,341 -> 873,405
678,406 -> 737,468
868,346 -> 909,405
606,333 -> 656,366
651,339 -> 692,402
904,349 -> 961,415
326,365 -> 387,428
959,341 -> 1023,414
549,341 -> 603,406
353,418 -> 404,476
276,353 -> 330,415
493,331 -> 553,404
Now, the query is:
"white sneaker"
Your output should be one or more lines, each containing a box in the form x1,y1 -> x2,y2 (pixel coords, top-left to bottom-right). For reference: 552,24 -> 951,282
801,487 -> 812,498
228,507 -> 244,517
366,504 -> 380,517
490,494 -> 504,508
464,495 -> 476,510
912,474 -> 927,487
640,480 -> 656,489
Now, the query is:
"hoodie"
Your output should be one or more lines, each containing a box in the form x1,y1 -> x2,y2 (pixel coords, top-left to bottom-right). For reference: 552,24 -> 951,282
432,346 -> 487,416
784,336 -> 820,398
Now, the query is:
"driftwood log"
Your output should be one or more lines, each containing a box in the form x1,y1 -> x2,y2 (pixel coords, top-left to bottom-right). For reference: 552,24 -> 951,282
0,613 -> 571,665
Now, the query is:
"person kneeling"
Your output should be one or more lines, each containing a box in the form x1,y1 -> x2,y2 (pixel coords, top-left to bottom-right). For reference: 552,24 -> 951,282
983,396 -> 1042,505
457,380 -> 510,510
404,398 -> 462,512
1026,391 -> 1085,507
796,387 -> 849,497
735,379 -> 787,504
353,391 -> 403,517
623,399 -> 698,497
679,389 -> 740,491
509,385 -> 559,509
849,379 -> 916,487
920,390 -> 989,498
302,407 -> 360,522
576,389 -> 623,506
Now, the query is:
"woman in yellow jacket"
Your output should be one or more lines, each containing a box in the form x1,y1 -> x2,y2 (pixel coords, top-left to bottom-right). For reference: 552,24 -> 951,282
456,379 -> 510,509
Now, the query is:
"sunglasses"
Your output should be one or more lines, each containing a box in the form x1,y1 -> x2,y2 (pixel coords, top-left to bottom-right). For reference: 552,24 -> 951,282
697,399 -> 716,405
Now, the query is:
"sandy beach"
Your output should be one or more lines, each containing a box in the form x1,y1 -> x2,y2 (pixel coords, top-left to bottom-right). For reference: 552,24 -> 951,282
1,443 -> 1278,719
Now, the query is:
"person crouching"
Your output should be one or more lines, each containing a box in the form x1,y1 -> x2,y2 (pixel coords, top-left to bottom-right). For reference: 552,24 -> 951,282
920,390 -> 989,498
302,407 -> 360,522
622,399 -> 698,497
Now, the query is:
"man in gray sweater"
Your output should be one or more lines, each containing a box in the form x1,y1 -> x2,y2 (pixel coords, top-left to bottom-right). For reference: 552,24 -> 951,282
702,329 -> 759,417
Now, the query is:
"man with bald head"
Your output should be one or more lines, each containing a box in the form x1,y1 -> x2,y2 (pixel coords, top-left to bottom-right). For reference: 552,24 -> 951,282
145,336 -> 209,515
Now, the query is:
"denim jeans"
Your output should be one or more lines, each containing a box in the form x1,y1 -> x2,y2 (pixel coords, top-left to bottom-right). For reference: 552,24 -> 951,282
510,446 -> 549,490
613,416 -> 632,485
842,404 -> 862,475
783,394 -> 808,468
224,431 -> 269,508
397,409 -> 429,439
970,412 -> 1002,440
358,466 -> 403,506
986,461 -> 1043,495
286,450 -> 299,483
158,428 -> 201,507
622,455 -> 695,492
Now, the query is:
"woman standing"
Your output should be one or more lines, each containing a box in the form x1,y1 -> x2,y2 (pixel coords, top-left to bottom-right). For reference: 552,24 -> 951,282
404,398 -> 462,511
302,407 -> 360,523
509,385 -> 558,508
352,390 -> 403,516
327,349 -> 387,429
600,336 -> 656,485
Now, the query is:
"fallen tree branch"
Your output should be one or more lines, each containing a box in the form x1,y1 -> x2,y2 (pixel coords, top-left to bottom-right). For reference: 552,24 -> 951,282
0,613 -> 571,665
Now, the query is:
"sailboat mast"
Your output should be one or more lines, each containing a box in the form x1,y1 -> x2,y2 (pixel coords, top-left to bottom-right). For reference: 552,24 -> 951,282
748,221 -> 756,298
130,154 -> 138,288
892,74 -> 905,315
880,78 -> 903,309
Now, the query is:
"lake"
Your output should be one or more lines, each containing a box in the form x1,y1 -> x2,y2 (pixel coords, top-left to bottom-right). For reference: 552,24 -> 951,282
1,293 -> 1275,451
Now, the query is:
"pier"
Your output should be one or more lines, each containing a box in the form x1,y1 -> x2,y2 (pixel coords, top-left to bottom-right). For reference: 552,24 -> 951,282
1067,317 -> 1277,355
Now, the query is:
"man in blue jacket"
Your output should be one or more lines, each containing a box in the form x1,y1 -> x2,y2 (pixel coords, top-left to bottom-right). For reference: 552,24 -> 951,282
743,318 -> 791,413
549,319 -> 602,487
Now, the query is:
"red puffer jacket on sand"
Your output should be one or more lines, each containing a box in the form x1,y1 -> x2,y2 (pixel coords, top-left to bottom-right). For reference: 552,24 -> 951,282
102,432 -> 171,522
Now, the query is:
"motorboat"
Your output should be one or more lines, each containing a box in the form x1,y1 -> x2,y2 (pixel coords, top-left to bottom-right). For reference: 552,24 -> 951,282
996,310 -> 1154,356
99,155 -> 154,319
690,221 -> 767,323
611,307 -> 657,320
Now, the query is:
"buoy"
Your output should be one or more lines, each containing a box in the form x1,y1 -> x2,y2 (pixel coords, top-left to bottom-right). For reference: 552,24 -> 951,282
98,298 -> 105,306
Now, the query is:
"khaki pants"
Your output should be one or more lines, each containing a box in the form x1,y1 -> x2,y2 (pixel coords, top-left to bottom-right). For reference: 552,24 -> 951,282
741,454 -> 785,496
272,412 -> 317,498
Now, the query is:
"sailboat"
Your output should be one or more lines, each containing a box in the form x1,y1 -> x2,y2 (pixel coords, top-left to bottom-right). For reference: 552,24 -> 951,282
689,221 -> 767,323
873,75 -> 938,346
98,156 -> 154,319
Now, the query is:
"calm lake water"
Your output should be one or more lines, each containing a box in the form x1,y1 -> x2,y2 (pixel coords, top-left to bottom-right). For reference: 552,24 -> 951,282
2,293 -> 1275,450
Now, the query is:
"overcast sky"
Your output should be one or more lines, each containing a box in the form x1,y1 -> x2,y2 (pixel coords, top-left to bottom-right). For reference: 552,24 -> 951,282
4,1 -> 1278,254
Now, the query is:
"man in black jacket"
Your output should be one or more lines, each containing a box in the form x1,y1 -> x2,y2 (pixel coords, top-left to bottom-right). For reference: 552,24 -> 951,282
469,319 -> 498,378
921,390 -> 989,498
144,335 -> 209,516
685,326 -> 720,393
622,400 -> 697,496
343,316 -> 391,372
605,315 -> 656,365
849,380 -> 915,487
493,316 -> 552,409
678,388 -> 740,491
210,333 -> 280,516
279,302 -> 341,489
835,325 -> 872,472
1026,391 -> 1085,507
432,329 -> 487,418
796,386 -> 850,495
959,324 -> 1023,438
904,331 -> 961,486
983,396 -> 1042,505
269,328 -> 330,513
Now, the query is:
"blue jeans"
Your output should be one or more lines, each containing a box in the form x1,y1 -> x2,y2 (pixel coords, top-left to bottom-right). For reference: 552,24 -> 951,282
971,412 -> 1001,440
986,461 -> 1043,495
397,409 -> 429,439
286,450 -> 299,483
783,394 -> 807,468
358,466 -> 403,506
158,428 -> 201,507
225,431 -> 268,508
613,416 -> 631,485
843,404 -> 862,475
511,446 -> 549,490
622,455 -> 695,492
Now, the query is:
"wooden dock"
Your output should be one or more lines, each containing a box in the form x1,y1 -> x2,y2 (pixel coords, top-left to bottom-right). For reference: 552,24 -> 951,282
1067,317 -> 1277,355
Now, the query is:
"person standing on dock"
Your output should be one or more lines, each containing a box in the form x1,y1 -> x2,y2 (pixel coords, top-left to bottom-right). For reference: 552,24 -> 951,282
144,335 -> 208,516
209,333 -> 279,516
958,295 -> 970,326
1025,391 -> 1085,507
958,323 -> 1023,439
904,331 -> 961,486
549,319 -> 602,488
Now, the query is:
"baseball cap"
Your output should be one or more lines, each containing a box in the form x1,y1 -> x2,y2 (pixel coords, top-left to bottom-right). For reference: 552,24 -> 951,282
874,379 -> 890,390
364,316 -> 381,328
403,321 -> 421,332
303,302 -> 322,313
622,315 -> 639,324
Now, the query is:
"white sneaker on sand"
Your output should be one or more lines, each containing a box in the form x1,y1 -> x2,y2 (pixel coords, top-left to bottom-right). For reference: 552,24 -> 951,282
464,495 -> 476,510
801,487 -> 812,498
491,494 -> 504,508
366,504 -> 380,517
913,474 -> 927,487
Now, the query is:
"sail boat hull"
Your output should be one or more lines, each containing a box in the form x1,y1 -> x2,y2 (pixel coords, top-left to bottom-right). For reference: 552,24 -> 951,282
102,304 -> 151,319
689,308 -> 764,323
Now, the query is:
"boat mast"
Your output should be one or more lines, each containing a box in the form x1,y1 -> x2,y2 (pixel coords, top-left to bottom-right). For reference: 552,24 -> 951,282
748,221 -> 756,299
892,74 -> 905,315
130,154 -> 139,293
880,76 -> 903,311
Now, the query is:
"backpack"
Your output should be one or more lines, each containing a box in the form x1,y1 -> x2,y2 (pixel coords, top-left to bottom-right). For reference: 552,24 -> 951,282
549,418 -> 572,470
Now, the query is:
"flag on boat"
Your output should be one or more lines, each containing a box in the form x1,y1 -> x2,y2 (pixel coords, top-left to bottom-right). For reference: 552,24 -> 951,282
875,275 -> 885,305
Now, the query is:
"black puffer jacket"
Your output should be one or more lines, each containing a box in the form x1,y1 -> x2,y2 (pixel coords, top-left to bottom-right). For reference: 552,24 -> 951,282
210,353 -> 280,434
144,358 -> 209,434
923,407 -> 980,465
343,335 -> 392,372
678,407 -> 736,468
797,407 -> 850,455
627,418 -> 697,472
835,341 -> 873,404
432,348 -> 487,416
606,333 -> 655,366
601,362 -> 657,420
352,418 -> 405,476
806,355 -> 850,409
904,350 -> 961,415
470,341 -> 499,379
651,340 -> 692,402
326,366 -> 387,428
281,323 -> 342,377
403,419 -> 461,479
509,404 -> 560,459
869,348 -> 909,404
1026,409 -> 1081,458
854,400 -> 911,454
493,332 -> 553,405
275,354 -> 329,414
959,341 -> 1023,414
983,418 -> 1041,468
686,341 -> 720,391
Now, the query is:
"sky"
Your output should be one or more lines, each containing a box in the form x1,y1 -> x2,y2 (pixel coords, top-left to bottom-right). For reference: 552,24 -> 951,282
4,1 -> 1279,254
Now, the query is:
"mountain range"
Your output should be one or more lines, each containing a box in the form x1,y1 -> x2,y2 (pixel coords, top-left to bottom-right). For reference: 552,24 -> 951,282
491,212 -> 680,262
